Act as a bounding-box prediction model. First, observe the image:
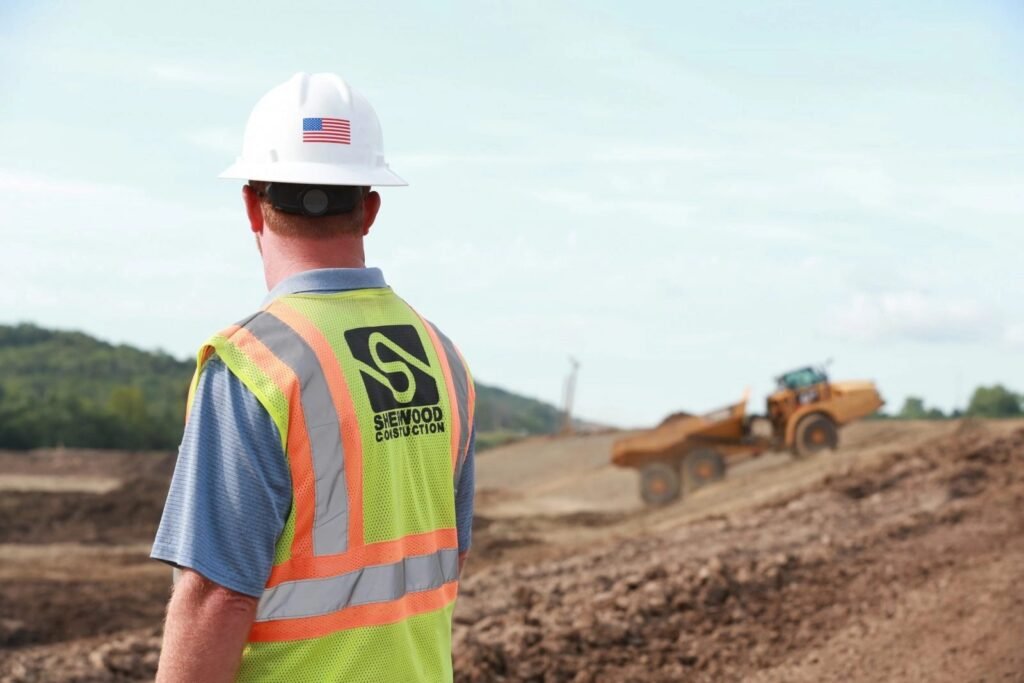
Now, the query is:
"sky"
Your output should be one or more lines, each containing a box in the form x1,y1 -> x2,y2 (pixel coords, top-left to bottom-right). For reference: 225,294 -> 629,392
1,1 -> 1022,426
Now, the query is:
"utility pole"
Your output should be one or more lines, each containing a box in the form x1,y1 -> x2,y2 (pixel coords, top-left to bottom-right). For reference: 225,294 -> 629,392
561,356 -> 580,435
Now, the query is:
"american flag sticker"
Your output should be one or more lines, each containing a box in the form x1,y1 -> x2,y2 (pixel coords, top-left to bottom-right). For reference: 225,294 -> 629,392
302,117 -> 351,144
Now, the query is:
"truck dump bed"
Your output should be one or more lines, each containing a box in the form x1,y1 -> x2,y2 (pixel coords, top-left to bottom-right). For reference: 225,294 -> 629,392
611,396 -> 757,468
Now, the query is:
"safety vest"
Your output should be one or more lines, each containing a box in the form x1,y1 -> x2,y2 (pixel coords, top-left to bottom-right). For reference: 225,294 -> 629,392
186,287 -> 475,682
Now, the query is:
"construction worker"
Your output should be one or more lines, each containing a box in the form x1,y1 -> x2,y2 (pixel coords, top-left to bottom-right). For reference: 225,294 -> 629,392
151,73 -> 476,682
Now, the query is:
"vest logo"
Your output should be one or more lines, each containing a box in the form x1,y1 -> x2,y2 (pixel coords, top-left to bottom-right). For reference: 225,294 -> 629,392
344,325 -> 445,443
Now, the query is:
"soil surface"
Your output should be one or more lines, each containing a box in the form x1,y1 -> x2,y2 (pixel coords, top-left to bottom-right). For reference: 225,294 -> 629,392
0,420 -> 1021,682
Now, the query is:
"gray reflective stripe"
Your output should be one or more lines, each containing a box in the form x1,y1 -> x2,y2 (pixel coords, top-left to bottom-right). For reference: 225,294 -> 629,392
429,323 -> 471,485
246,312 -> 348,556
232,312 -> 261,329
255,548 -> 459,622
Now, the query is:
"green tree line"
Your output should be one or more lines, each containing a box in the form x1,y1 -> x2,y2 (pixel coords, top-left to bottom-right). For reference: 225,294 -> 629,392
0,323 -> 564,451
890,384 -> 1023,420
0,324 -> 191,449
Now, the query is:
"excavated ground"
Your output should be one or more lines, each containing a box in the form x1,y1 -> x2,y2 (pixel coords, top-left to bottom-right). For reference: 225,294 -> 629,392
0,421 -> 1021,682
456,420 -> 1024,682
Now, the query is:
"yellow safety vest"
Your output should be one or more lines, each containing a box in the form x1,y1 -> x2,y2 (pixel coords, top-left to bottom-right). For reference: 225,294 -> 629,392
187,287 -> 474,682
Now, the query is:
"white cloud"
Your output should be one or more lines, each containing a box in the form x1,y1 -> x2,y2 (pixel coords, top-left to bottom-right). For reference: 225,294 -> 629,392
1005,323 -> 1024,349
0,168 -> 136,198
184,127 -> 241,154
399,143 -> 735,169
0,167 -> 236,225
816,165 -> 894,208
940,181 -> 1024,217
150,64 -> 230,87
830,290 -> 999,343
533,189 -> 693,227
475,119 -> 540,137
589,145 -> 730,163
394,144 -> 732,197
391,152 -> 551,169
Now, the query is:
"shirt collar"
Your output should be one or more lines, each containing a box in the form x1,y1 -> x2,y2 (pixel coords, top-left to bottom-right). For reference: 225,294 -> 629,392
263,267 -> 388,306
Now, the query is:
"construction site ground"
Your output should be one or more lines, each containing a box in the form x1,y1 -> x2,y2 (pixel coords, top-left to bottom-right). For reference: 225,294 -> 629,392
0,419 -> 1022,682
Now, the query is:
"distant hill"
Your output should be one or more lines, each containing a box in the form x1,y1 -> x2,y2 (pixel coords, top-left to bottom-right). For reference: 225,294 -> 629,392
473,384 -> 563,450
0,324 -> 191,449
0,323 -> 563,451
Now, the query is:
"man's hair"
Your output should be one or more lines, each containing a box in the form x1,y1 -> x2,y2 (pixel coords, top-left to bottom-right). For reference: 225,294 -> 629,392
248,181 -> 368,238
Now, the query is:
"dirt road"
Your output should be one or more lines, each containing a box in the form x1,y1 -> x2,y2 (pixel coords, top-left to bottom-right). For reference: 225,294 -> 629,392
1,420 -> 1021,682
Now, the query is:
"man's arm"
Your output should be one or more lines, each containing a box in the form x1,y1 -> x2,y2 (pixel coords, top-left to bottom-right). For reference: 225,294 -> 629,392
157,570 -> 258,683
455,427 -> 476,575
150,356 -> 291,680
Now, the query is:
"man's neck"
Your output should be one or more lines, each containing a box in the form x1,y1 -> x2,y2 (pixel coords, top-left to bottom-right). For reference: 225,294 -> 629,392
260,231 -> 367,291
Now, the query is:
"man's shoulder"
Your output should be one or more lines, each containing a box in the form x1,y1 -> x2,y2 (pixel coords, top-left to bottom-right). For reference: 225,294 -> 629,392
196,296 -> 471,373
189,311 -> 269,410
192,310 -> 264,352
221,310 -> 266,337
189,352 -> 274,426
417,316 -> 465,353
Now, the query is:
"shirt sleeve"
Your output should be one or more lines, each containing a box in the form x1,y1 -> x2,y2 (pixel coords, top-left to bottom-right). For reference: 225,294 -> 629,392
151,356 -> 292,598
455,427 -> 476,556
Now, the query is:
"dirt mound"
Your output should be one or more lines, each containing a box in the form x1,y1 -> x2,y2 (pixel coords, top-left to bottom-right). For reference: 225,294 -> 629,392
451,427 -> 1024,682
0,474 -> 169,545
0,463 -> 172,655
0,571 -> 168,650
0,450 -> 175,480
470,511 -> 625,565
2,423 -> 1022,682
0,628 -> 161,683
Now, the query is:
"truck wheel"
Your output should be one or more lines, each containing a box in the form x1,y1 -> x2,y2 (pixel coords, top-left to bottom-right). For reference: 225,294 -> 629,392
639,461 -> 681,506
684,448 -> 726,492
794,414 -> 838,458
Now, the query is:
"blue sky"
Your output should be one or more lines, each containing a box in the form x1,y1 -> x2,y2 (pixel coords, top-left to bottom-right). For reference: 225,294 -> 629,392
1,1 -> 1022,426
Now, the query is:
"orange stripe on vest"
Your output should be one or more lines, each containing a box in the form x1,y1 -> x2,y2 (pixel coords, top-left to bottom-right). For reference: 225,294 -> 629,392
418,315 -> 461,471
231,327 -> 317,559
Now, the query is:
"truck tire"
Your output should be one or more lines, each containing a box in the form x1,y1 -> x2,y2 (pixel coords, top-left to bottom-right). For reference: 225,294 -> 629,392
684,448 -> 726,492
639,461 -> 681,506
794,414 -> 838,458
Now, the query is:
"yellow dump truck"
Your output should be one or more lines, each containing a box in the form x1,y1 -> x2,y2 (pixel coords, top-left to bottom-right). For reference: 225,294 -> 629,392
612,366 -> 884,505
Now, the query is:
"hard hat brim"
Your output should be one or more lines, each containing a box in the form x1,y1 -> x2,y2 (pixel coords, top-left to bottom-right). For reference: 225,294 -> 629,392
219,161 -> 407,187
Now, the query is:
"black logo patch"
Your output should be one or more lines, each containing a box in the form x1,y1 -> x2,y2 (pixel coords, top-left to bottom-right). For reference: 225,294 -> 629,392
344,325 -> 440,412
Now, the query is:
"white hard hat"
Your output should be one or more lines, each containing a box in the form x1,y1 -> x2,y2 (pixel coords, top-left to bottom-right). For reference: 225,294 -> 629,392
220,72 -> 406,186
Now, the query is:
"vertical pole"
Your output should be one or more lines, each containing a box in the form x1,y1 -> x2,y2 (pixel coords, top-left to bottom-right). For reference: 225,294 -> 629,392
562,357 -> 580,435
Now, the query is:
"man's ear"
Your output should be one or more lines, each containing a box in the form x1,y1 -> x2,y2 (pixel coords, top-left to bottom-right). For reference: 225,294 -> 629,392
242,184 -> 264,235
362,190 -> 381,236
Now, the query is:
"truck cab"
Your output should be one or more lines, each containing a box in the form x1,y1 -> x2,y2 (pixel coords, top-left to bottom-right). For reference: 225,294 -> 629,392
768,366 -> 884,454
768,366 -> 831,435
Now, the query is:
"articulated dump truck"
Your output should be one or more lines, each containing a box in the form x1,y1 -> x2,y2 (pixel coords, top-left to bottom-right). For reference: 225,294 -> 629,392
612,366 -> 884,505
